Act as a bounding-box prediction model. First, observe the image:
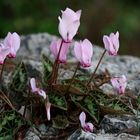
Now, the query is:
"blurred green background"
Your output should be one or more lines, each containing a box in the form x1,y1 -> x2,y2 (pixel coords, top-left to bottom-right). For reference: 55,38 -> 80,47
0,0 -> 140,56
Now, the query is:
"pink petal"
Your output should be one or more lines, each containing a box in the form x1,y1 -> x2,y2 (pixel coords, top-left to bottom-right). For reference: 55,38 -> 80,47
76,10 -> 82,20
109,31 -> 119,53
111,75 -> 127,94
58,18 -> 67,41
3,32 -> 11,46
74,41 -> 82,62
0,43 -> 10,64
4,32 -> 20,58
79,112 -> 86,128
74,39 -> 93,67
11,32 -> 20,54
45,102 -> 51,121
58,8 -> 81,42
59,41 -> 70,63
50,40 -> 58,58
30,78 -> 38,92
119,75 -> 127,93
81,39 -> 93,66
85,122 -> 94,132
103,35 -> 116,56
50,39 -> 70,63
62,8 -> 79,21
38,90 -> 47,99
67,20 -> 80,42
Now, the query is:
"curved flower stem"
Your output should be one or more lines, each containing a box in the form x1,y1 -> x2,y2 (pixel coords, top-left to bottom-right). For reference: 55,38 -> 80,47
0,58 -> 6,82
86,50 -> 106,86
49,39 -> 64,85
66,62 -> 80,92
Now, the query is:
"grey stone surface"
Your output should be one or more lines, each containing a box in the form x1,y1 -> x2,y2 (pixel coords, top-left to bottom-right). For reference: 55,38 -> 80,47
16,33 -> 140,96
100,115 -> 137,133
67,129 -> 96,140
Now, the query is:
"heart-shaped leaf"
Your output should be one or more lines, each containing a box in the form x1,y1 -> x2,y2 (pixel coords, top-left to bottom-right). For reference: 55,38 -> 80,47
41,54 -> 53,83
71,94 -> 99,123
9,62 -> 27,92
48,91 -> 67,110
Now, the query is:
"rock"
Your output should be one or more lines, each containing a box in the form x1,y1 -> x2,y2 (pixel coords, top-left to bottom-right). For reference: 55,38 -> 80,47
100,115 -> 137,133
96,133 -> 140,140
24,128 -> 40,140
68,129 -> 140,140
18,106 -> 31,120
1,33 -> 140,95
67,129 -> 96,140
18,33 -> 140,95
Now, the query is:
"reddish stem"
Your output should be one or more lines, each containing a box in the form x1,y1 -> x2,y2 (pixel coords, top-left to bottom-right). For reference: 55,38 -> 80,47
86,50 -> 106,86
49,39 -> 64,85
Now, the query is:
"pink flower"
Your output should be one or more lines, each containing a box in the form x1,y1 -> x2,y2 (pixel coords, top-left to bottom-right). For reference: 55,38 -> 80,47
58,8 -> 81,42
103,31 -> 119,56
79,112 -> 94,132
111,75 -> 127,94
0,43 -> 10,64
3,32 -> 20,58
30,78 -> 46,99
74,39 -> 93,67
50,39 -> 70,63
45,102 -> 51,121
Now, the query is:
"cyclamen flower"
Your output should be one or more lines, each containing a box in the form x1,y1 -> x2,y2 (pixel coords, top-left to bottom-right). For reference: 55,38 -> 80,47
103,31 -> 119,56
111,75 -> 127,94
0,43 -> 10,64
79,112 -> 94,132
3,32 -> 20,58
50,39 -> 70,63
74,39 -> 93,67
58,8 -> 81,42
30,78 -> 46,99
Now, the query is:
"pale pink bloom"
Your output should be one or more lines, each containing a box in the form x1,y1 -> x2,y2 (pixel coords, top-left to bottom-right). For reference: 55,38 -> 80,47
45,102 -> 51,121
111,75 -> 127,94
50,39 -> 70,63
79,112 -> 94,132
58,8 -> 81,42
103,31 -> 119,56
0,43 -> 10,64
74,39 -> 93,67
3,32 -> 20,58
30,78 -> 46,99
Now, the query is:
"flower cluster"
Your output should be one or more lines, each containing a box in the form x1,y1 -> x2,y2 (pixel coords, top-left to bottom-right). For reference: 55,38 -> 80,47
0,7 -> 128,134
53,8 -> 126,95
49,7 -> 127,132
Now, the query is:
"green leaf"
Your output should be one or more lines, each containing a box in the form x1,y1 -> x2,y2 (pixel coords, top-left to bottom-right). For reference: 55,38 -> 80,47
9,62 -> 27,92
41,54 -> 53,83
48,92 -> 67,110
90,89 -> 133,115
71,95 -> 99,123
0,110 -> 26,139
